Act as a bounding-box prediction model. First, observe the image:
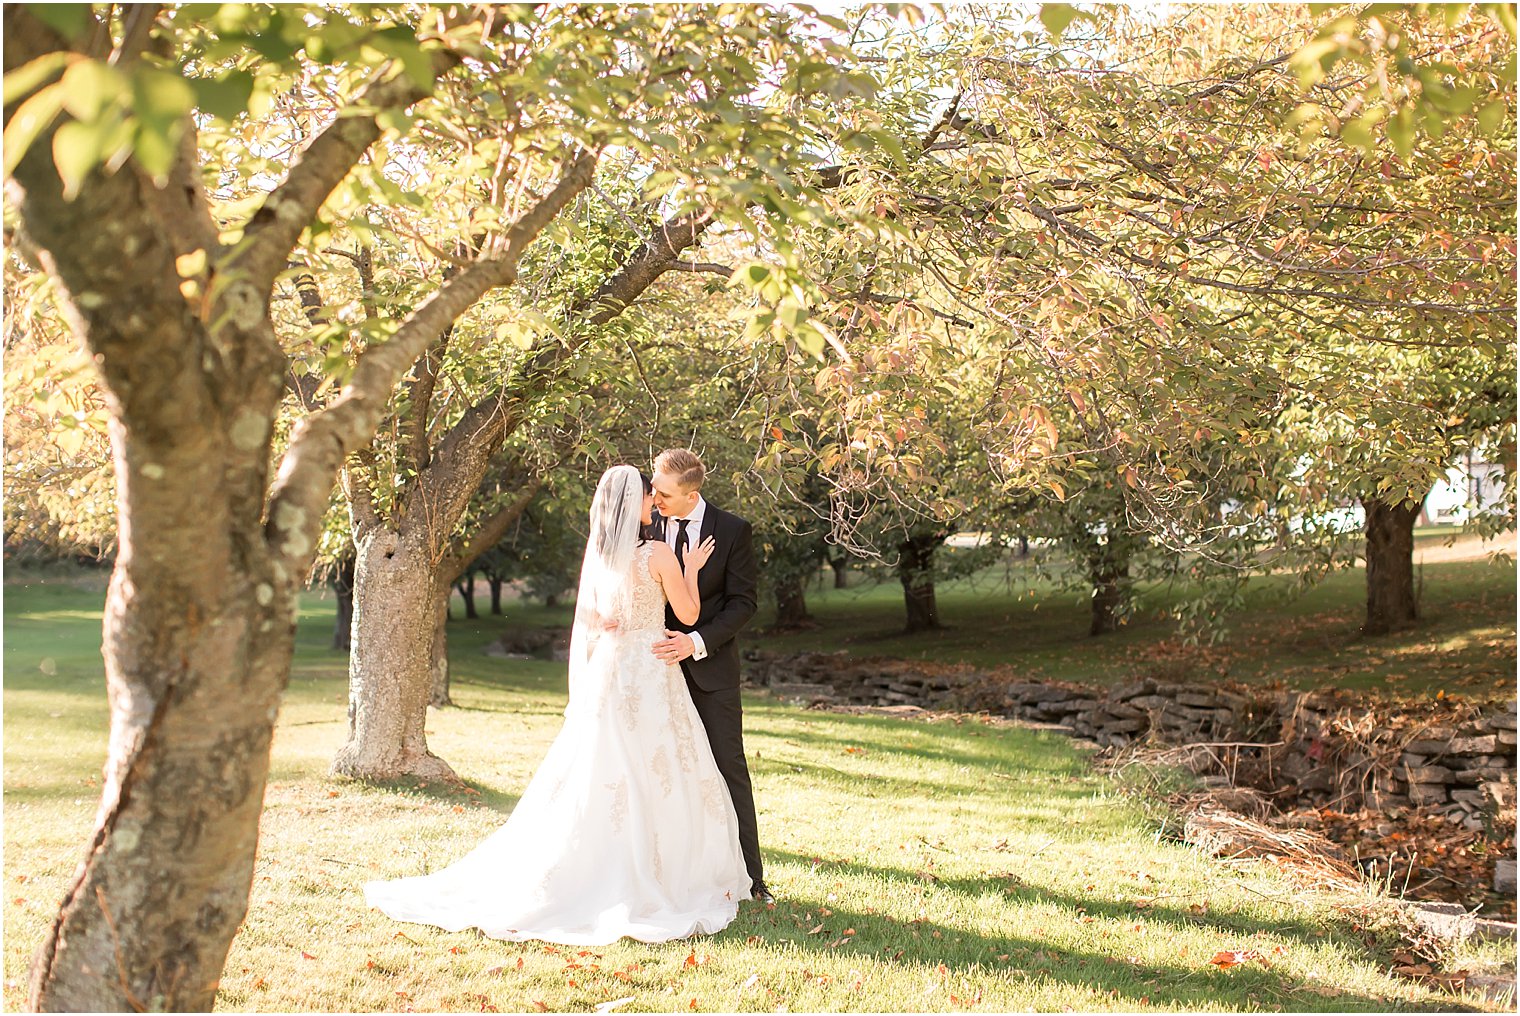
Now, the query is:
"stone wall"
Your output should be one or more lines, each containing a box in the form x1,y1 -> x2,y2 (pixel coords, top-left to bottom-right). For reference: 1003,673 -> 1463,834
744,649 -> 1517,851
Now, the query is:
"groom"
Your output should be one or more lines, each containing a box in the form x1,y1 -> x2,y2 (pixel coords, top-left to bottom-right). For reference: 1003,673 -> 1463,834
649,448 -> 772,904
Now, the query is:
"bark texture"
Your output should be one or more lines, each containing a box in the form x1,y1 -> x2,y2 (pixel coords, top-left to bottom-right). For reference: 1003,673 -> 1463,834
331,532 -> 458,781
897,535 -> 944,632
331,555 -> 355,651
772,575 -> 813,630
430,588 -> 452,708
1362,494 -> 1422,635
1088,558 -> 1130,636
456,570 -> 479,619
3,8 -> 567,1005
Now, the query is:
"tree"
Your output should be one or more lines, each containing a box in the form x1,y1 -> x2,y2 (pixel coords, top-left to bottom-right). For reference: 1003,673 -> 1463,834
3,3 -> 670,1007
316,5 -> 899,781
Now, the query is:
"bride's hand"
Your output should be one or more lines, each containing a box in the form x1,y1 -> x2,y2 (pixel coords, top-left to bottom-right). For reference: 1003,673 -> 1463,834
684,535 -> 717,575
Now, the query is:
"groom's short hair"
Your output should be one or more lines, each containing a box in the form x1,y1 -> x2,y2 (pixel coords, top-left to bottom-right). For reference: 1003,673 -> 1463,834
654,448 -> 705,491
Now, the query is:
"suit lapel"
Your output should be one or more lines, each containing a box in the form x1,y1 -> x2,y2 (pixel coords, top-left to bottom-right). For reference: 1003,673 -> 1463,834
698,506 -> 721,598
700,504 -> 719,545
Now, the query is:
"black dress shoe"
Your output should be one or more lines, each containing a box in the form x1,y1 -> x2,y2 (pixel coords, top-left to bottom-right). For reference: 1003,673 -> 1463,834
750,881 -> 775,904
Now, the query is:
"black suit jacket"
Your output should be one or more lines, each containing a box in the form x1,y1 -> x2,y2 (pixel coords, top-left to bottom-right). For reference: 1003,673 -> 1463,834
656,503 -> 758,692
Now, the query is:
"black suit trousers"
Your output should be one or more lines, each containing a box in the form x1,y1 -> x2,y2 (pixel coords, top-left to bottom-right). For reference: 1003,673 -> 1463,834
683,672 -> 763,885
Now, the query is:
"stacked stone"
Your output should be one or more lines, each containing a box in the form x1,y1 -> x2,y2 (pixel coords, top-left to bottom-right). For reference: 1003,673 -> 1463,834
745,651 -> 976,708
1085,679 -> 1253,747
1389,704 -> 1519,835
991,682 -> 1095,727
859,668 -> 970,707
745,654 -> 1516,841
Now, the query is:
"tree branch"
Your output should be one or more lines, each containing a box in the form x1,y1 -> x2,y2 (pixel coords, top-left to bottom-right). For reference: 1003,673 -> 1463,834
225,52 -> 458,294
583,210 -> 719,325
669,260 -> 734,276
445,476 -> 545,584
264,145 -> 601,574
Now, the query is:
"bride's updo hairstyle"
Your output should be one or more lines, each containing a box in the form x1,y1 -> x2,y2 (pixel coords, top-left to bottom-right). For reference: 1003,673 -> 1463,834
589,465 -> 647,568
580,465 -> 654,627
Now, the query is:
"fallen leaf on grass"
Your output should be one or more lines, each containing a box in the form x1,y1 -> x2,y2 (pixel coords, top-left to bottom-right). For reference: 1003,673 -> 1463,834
807,923 -> 825,935
1209,950 -> 1269,969
300,951 -> 316,960
594,998 -> 636,1014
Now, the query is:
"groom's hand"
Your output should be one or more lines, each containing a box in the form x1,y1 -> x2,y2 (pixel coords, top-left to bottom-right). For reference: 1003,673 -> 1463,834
652,630 -> 695,663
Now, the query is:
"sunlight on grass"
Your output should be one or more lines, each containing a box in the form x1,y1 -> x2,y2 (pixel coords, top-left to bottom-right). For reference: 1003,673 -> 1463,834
5,579 -> 1499,1012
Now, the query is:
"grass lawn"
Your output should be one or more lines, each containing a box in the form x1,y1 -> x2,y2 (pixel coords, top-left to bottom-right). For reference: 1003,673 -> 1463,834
740,534 -> 1517,701
3,573 -> 1509,1012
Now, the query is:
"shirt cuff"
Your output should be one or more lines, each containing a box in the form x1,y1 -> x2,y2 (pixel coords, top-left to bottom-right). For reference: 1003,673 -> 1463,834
689,630 -> 708,661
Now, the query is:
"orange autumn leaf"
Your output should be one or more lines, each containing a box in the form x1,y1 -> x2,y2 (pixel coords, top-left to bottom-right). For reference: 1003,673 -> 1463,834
1209,949 -> 1267,968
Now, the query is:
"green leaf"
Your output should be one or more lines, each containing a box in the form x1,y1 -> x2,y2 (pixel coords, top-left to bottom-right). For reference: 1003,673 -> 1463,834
190,70 -> 254,121
372,26 -> 436,91
1387,106 -> 1415,158
1476,98 -> 1508,135
59,59 -> 125,122
777,302 -> 809,332
131,66 -> 195,127
133,118 -> 181,179
376,108 -> 415,134
738,262 -> 772,287
1489,1 -> 1518,38
3,81 -> 64,177
51,118 -> 108,199
793,321 -> 826,358
1289,37 -> 1341,89
1039,3 -> 1080,41
3,51 -> 70,106
26,3 -> 91,39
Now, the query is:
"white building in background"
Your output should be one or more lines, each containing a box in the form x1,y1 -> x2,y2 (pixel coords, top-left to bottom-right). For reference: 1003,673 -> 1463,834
1421,452 -> 1509,525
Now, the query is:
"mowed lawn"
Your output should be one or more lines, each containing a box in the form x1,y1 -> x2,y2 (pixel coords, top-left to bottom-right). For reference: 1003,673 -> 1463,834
2,571 -> 1509,1013
744,532 -> 1518,700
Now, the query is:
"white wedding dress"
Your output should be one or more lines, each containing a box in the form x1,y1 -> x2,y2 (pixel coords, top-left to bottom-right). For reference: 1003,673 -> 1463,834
364,542 -> 750,945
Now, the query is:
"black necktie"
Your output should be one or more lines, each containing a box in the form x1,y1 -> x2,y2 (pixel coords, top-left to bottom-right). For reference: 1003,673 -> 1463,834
675,518 -> 690,567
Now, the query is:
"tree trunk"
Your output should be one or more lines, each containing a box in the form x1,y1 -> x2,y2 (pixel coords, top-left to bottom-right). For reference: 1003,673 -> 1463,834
897,536 -> 943,632
1362,494 -> 1422,635
5,13 -> 596,1002
456,569 -> 478,619
430,588 -> 452,708
330,529 -> 459,782
488,575 -> 504,615
829,555 -> 849,589
773,575 -> 813,629
331,554 -> 355,652
1089,559 -> 1129,636
28,436 -> 297,1012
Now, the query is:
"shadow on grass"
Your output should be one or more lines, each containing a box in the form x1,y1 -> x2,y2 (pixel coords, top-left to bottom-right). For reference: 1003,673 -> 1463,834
728,849 -> 1450,1013
332,771 -> 524,817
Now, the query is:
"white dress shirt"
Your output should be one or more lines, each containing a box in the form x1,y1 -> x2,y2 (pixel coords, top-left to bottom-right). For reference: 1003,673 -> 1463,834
665,496 -> 709,661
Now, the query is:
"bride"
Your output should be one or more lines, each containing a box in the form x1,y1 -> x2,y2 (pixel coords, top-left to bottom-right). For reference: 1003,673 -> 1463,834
364,465 -> 752,944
